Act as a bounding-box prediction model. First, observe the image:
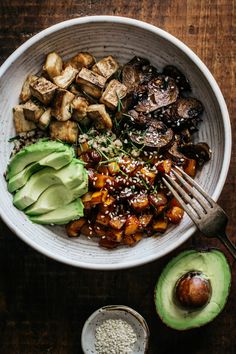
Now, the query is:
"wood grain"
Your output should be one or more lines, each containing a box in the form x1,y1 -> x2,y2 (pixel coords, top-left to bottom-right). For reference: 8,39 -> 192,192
0,1 -> 235,353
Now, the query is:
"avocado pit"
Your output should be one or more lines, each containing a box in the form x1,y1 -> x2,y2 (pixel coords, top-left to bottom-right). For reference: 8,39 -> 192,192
175,271 -> 211,309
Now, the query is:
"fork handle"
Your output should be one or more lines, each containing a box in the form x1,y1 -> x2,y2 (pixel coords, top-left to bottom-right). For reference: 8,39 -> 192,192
217,233 -> 236,260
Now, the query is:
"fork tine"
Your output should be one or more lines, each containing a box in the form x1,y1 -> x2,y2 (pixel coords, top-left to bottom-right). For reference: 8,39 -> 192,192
174,166 -> 215,207
171,169 -> 208,213
163,177 -> 201,221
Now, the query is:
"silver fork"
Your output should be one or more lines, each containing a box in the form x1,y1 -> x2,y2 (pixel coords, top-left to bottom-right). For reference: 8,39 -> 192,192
163,166 -> 236,260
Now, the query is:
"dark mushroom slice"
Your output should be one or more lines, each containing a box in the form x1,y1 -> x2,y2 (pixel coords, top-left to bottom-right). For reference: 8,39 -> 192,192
155,97 -> 203,130
125,109 -> 150,126
163,65 -> 191,92
165,141 -> 186,165
179,143 -> 211,166
135,75 -> 179,113
129,120 -> 174,149
122,56 -> 149,93
122,56 -> 159,93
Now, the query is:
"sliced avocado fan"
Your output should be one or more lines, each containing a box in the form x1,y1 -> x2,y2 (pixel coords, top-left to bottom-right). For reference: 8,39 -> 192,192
6,139 -> 74,180
155,249 -> 231,330
7,149 -> 75,193
13,159 -> 86,210
26,178 -> 88,216
29,198 -> 84,225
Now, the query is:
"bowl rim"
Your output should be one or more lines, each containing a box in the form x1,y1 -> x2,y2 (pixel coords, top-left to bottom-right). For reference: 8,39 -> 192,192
0,16 -> 232,270
81,304 -> 150,353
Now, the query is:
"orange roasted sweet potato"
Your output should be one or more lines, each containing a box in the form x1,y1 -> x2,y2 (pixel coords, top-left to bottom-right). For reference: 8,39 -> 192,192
66,218 -> 86,237
124,215 -> 140,236
108,161 -> 120,175
130,194 -> 149,212
109,215 -> 126,230
149,192 -> 168,208
153,218 -> 168,232
123,232 -> 142,246
156,159 -> 172,175
80,222 -> 96,237
166,206 -> 184,224
139,167 -> 156,185
90,190 -> 108,205
184,159 -> 196,177
138,214 -> 153,230
96,212 -> 111,226
91,174 -> 114,189
106,229 -> 123,243
99,237 -> 119,249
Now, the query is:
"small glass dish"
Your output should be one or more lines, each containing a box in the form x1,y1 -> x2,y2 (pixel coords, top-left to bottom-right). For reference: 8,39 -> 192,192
81,305 -> 150,353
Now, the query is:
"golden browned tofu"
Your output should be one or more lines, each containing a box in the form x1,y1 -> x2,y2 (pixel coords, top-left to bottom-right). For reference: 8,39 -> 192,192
38,108 -> 51,130
72,96 -> 89,122
51,89 -> 75,121
22,100 -> 45,122
53,65 -> 78,90
43,52 -> 63,79
76,68 -> 106,98
100,79 -> 127,110
50,120 -> 78,144
87,104 -> 112,129
13,105 -> 36,133
65,52 -> 95,70
30,77 -> 57,105
92,56 -> 119,79
20,75 -> 38,103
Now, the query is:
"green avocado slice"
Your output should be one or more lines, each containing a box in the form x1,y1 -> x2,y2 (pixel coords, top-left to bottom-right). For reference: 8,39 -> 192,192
29,198 -> 84,225
154,249 -> 231,330
6,139 -> 73,180
26,179 -> 88,216
13,159 -> 85,210
7,149 -> 74,193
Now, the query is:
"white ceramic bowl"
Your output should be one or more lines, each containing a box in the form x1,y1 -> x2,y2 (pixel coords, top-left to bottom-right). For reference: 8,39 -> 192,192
0,16 -> 231,270
81,305 -> 149,353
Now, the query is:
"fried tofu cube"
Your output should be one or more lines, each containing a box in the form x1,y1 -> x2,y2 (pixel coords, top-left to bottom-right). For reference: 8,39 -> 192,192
30,77 -> 57,105
92,56 -> 119,79
124,215 -> 140,236
23,100 -> 45,122
13,105 -> 36,133
76,68 -> 106,98
87,104 -> 112,130
38,108 -> 51,130
72,96 -> 89,122
43,52 -> 63,79
100,79 -> 127,110
65,52 -> 95,70
20,75 -> 38,103
53,65 -> 78,90
50,120 -> 78,144
51,89 -> 75,121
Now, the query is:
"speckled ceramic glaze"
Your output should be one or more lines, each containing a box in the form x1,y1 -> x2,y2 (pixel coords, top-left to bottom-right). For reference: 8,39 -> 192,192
81,305 -> 149,354
0,16 -> 231,269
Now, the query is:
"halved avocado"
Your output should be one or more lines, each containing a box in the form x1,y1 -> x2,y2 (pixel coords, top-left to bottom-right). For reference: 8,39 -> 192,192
154,249 -> 231,330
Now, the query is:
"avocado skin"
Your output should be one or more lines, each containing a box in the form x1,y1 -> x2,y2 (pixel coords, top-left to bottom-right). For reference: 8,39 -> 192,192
29,198 -> 84,225
6,139 -> 74,180
154,249 -> 231,330
7,149 -> 74,193
13,159 -> 86,210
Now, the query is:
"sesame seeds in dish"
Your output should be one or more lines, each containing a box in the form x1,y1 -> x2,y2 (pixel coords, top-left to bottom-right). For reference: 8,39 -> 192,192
9,51 -> 211,249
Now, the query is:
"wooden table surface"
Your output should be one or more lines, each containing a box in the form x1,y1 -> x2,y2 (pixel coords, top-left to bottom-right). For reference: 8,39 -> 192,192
0,1 -> 235,353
